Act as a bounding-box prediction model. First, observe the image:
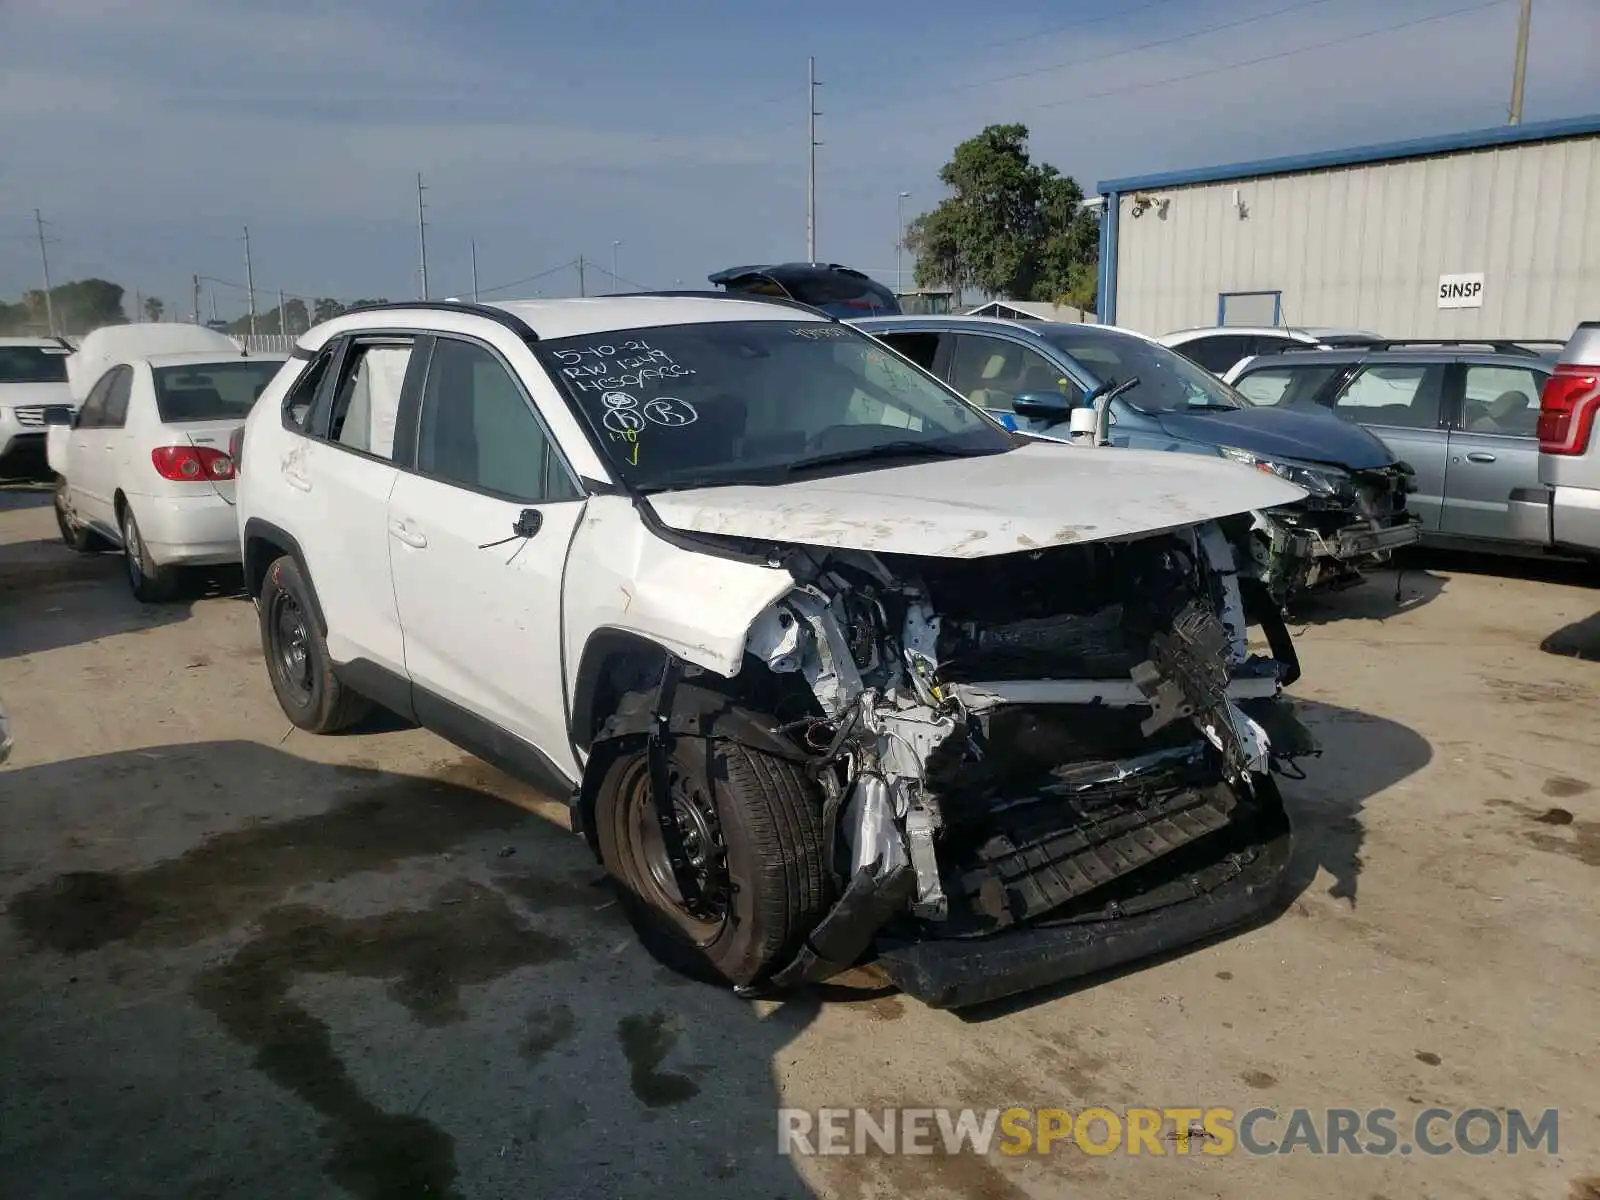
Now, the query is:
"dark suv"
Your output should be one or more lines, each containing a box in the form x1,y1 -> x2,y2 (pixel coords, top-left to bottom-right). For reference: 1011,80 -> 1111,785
1226,339 -> 1564,555
709,263 -> 900,317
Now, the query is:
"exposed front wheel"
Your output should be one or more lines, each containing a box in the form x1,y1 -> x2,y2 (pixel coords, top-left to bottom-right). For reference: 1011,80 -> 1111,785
594,736 -> 830,987
257,554 -> 369,733
120,504 -> 180,603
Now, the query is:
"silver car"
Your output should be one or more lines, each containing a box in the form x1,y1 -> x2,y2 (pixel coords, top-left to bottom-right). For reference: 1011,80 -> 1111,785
1226,340 -> 1563,556
1508,321 -> 1600,557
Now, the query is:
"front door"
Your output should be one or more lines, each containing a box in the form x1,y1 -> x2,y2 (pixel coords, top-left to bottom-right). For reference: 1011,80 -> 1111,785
1325,361 -> 1450,533
1439,361 -> 1548,542
386,335 -> 587,779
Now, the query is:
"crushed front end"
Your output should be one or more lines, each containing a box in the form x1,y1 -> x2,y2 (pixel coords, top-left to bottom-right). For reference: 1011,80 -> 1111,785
740,521 -> 1313,1008
1245,460 -> 1422,607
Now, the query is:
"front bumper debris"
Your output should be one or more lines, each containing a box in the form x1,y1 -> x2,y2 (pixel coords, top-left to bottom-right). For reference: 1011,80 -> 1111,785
873,799 -> 1291,1008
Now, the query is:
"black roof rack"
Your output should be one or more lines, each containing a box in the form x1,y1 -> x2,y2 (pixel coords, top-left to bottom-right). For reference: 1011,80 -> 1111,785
337,299 -> 541,341
1356,338 -> 1564,356
601,289 -> 836,320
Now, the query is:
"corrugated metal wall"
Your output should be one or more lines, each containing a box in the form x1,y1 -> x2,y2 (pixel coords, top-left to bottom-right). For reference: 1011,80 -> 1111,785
1112,135 -> 1600,338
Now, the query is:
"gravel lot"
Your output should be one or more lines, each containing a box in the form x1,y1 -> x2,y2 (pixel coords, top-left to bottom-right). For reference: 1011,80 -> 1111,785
1,483 -> 1597,1200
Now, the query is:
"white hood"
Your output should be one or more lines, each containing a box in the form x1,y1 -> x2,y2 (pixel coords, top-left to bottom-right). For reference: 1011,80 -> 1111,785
647,441 -> 1304,558
67,323 -> 240,401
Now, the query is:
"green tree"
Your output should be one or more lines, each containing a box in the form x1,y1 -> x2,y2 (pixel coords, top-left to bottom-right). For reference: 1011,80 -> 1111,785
312,298 -> 345,323
905,124 -> 1099,310
35,279 -> 128,333
143,295 -> 165,322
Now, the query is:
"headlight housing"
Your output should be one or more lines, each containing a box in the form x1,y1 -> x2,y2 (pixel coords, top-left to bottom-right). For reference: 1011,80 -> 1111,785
1217,445 -> 1353,502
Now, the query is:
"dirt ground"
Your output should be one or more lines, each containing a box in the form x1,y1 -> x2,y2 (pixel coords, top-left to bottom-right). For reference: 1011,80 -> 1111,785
1,481 -> 1597,1200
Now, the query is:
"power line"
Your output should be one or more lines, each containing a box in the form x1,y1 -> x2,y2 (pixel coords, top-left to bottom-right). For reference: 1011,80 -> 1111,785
943,0 -> 1340,97
1027,0 -> 1511,113
819,0 -> 1513,156
475,258 -> 582,297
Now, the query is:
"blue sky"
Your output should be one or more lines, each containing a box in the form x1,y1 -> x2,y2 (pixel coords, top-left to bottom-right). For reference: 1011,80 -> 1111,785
1,0 -> 1596,318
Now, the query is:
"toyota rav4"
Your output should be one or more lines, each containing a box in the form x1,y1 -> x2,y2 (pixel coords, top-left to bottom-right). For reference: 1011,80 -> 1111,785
232,294 -> 1314,1008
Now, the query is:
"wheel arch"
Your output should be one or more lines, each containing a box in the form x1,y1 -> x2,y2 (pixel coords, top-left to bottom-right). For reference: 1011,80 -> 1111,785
242,517 -> 327,634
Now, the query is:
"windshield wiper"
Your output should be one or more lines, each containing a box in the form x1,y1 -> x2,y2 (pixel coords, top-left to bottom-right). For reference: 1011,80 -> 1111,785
784,440 -> 990,474
1184,401 -> 1242,412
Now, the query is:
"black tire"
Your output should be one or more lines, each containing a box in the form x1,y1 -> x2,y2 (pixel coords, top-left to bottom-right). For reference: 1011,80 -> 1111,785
258,554 -> 369,733
594,736 -> 829,987
119,503 -> 180,603
53,476 -> 105,553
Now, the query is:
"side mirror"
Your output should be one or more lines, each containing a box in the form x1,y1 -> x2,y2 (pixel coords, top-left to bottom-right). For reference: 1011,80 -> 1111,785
42,407 -> 74,427
1012,392 -> 1074,420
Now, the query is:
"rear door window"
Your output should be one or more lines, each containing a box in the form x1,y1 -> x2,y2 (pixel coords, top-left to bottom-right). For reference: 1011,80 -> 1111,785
102,367 -> 134,429
327,341 -> 415,460
1234,363 -> 1344,408
875,332 -> 942,373
1459,363 -> 1545,437
1176,335 -> 1252,375
1329,363 -> 1446,429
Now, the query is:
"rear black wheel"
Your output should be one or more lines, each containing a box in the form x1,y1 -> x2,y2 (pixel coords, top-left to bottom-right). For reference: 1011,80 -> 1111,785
258,554 -> 369,733
120,504 -> 180,603
594,735 -> 829,987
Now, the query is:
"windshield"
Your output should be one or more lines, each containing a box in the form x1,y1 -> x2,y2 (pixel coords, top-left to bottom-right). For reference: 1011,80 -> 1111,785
536,320 -> 1013,490
0,346 -> 70,384
152,359 -> 285,423
1044,329 -> 1246,414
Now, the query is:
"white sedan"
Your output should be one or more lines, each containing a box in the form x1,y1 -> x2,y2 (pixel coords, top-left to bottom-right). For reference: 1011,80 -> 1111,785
46,323 -> 287,601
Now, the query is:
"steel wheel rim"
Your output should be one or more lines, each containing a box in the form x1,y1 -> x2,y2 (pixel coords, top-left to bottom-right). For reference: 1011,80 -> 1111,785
269,591 -> 314,703
122,513 -> 142,585
624,759 -> 729,938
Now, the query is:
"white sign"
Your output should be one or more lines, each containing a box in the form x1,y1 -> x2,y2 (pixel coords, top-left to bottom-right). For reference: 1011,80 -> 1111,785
1438,272 -> 1485,309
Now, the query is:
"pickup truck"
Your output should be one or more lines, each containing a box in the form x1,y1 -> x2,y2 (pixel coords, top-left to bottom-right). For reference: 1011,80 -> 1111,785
1510,322 -> 1600,557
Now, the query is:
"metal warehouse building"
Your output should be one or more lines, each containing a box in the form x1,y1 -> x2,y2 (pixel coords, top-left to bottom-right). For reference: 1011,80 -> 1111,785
1094,113 -> 1600,339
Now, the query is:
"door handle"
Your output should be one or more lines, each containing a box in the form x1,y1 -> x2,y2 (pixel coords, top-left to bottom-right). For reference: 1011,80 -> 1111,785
1465,452 -> 1497,464
388,518 -> 427,549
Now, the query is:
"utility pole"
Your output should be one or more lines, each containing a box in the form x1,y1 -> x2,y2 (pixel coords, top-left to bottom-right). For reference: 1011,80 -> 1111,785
896,191 -> 911,294
33,209 -> 56,337
243,225 -> 257,336
807,56 -> 821,262
470,238 -> 480,302
279,288 -> 287,335
209,289 -> 219,324
612,240 -> 621,285
416,172 -> 430,299
192,274 -> 201,324
577,255 -> 586,297
1508,0 -> 1532,124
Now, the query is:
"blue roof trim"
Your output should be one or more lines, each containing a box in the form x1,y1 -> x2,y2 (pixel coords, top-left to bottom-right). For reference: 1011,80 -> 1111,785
1096,112 -> 1600,194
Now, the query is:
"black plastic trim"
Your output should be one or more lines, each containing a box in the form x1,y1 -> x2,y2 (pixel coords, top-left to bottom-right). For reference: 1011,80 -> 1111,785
340,299 -> 542,342
632,493 -> 793,567
241,518 -> 328,634
411,685 -> 578,797
332,657 -> 417,723
874,803 -> 1292,1009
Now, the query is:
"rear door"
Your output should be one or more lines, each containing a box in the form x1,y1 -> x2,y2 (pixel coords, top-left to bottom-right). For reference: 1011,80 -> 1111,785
1324,360 -> 1450,532
76,366 -> 133,530
1439,359 -> 1548,542
292,333 -> 421,674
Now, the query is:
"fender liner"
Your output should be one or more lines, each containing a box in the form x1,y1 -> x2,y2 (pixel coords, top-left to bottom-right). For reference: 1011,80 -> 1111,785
242,517 -> 327,634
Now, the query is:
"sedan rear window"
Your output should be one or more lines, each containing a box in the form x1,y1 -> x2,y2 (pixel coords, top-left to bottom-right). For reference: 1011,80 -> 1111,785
0,346 -> 70,384
152,360 -> 286,423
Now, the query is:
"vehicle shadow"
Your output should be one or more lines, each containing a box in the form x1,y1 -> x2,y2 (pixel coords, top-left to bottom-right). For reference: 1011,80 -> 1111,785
1284,566 -> 1447,626
1402,545 -> 1598,590
1542,610 -> 1600,661
0,564 -> 243,660
0,742 -> 821,1200
950,696 -> 1432,1022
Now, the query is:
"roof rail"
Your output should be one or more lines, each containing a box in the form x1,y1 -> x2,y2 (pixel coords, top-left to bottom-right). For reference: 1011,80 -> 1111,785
600,289 -> 836,320
1357,338 -> 1565,356
337,299 -> 541,341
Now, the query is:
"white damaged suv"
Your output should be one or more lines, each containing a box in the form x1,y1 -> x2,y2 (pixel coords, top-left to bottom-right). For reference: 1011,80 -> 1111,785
232,294 -> 1313,1008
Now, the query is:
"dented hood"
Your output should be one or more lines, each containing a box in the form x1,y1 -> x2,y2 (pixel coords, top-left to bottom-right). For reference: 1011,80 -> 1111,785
647,441 -> 1304,558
